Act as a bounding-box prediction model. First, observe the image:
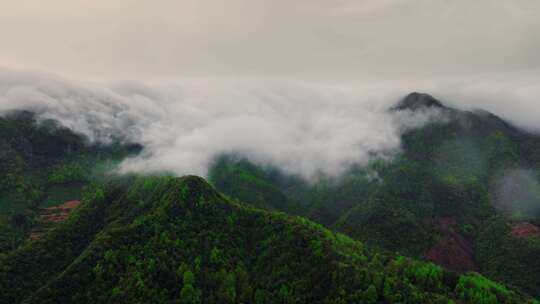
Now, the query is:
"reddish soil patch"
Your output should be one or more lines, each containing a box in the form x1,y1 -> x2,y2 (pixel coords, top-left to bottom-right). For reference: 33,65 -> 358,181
54,200 -> 81,210
29,200 -> 81,240
424,217 -> 478,272
511,222 -> 540,238
41,200 -> 81,222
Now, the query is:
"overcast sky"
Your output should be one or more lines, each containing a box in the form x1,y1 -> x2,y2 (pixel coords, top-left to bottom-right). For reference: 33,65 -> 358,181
1,0 -> 539,83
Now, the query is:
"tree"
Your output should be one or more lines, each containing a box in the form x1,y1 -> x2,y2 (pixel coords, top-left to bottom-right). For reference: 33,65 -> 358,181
220,271 -> 236,304
179,270 -> 201,304
363,285 -> 378,304
210,246 -> 223,265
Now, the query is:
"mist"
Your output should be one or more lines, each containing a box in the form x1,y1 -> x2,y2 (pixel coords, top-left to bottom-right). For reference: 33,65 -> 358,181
493,169 -> 540,220
0,68 -> 451,178
2,68 -> 540,180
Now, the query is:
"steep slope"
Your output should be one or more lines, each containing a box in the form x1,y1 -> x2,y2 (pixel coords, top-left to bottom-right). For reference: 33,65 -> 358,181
209,93 -> 540,296
0,175 -> 533,303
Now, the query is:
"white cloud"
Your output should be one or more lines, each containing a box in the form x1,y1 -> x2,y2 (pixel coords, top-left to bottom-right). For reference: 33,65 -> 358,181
0,68 -> 448,178
1,68 -> 539,179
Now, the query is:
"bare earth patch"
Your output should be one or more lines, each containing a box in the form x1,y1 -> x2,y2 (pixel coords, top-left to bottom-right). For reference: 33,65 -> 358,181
29,200 -> 81,240
424,217 -> 478,272
511,222 -> 540,238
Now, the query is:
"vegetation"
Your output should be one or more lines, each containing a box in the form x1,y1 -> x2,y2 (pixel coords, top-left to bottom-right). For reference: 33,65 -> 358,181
209,96 -> 540,296
2,95 -> 540,302
0,175 -> 533,303
0,111 -> 140,252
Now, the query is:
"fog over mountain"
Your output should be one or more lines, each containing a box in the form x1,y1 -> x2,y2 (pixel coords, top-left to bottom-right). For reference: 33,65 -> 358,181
4,4 -> 540,301
1,67 -> 539,179
0,68 -> 445,178
1,0 -> 539,177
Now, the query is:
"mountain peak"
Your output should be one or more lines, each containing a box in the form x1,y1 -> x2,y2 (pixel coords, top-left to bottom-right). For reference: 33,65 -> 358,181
178,175 -> 217,196
394,92 -> 444,111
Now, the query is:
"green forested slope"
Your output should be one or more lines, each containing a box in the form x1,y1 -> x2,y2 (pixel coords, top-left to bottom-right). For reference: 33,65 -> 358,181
209,93 -> 540,296
0,111 -> 140,252
0,175 -> 534,304
2,94 -> 540,302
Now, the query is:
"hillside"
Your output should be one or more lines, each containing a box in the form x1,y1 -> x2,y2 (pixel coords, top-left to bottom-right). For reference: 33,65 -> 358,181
1,93 -> 540,302
0,111 -> 140,252
0,175 -> 534,303
209,93 -> 540,296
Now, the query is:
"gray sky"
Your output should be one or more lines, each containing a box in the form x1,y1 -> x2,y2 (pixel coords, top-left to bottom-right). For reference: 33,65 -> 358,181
1,0 -> 539,82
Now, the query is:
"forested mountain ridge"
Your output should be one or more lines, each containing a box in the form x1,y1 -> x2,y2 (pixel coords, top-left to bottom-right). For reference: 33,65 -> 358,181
0,175 -> 535,303
210,93 -> 540,297
0,111 -> 140,252
0,93 -> 539,302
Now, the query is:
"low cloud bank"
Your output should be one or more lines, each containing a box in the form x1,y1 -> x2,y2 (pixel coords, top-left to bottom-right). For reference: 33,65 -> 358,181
1,68 -> 538,179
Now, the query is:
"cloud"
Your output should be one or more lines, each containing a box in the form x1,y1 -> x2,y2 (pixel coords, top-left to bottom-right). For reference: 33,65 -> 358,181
492,169 -> 540,219
0,68 -> 449,178
1,68 -> 539,179
429,73 -> 540,132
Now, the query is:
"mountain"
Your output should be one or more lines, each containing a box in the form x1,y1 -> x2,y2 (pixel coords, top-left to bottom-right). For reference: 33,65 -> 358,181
0,111 -> 140,252
392,92 -> 444,111
1,93 -> 540,302
209,93 -> 540,297
0,175 -> 534,303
